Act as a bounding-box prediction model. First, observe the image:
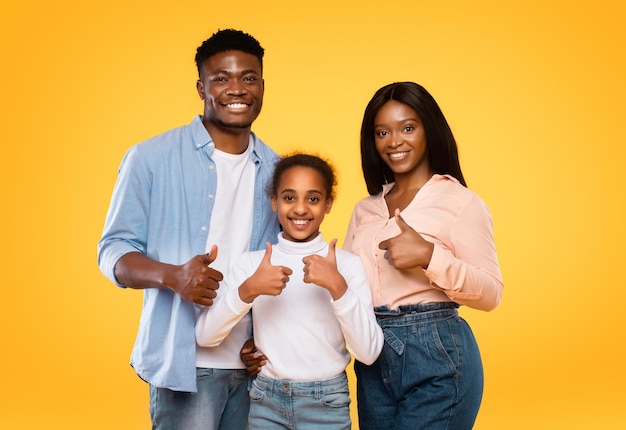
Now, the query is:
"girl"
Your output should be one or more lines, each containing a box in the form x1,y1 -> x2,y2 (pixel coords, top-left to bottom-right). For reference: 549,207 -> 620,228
345,82 -> 504,430
196,153 -> 383,429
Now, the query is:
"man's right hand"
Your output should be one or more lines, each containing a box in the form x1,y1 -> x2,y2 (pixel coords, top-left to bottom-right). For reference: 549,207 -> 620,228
114,245 -> 223,306
167,245 -> 223,306
240,337 -> 266,376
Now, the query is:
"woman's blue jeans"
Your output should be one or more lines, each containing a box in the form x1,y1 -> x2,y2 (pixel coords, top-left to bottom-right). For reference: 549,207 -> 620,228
355,302 -> 484,430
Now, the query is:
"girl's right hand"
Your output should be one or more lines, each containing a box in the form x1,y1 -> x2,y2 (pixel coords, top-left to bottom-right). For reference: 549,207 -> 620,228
239,242 -> 293,303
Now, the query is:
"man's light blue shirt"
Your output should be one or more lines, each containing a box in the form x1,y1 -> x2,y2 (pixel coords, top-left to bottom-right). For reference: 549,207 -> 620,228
97,115 -> 280,392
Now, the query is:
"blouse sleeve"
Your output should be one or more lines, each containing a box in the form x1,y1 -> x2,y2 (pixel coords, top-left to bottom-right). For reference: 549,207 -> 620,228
424,195 -> 503,311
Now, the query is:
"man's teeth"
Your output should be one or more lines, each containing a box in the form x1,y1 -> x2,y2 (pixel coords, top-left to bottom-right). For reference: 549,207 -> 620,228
292,219 -> 309,225
228,103 -> 247,109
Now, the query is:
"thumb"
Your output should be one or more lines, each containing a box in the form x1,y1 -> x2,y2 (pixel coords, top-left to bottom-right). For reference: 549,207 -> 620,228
327,238 -> 338,261
261,242 -> 273,265
205,245 -> 218,265
394,208 -> 412,232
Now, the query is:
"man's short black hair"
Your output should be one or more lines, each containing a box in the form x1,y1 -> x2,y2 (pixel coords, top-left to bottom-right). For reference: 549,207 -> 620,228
195,29 -> 264,77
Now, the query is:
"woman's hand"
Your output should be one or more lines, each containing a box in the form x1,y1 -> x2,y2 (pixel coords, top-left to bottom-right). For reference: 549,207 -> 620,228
378,208 -> 434,270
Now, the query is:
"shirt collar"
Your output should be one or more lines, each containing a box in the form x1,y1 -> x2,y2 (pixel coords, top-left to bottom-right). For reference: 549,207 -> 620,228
381,173 -> 458,195
190,115 -> 263,163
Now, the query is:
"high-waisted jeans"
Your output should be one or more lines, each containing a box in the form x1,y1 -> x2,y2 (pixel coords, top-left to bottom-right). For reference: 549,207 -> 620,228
355,302 -> 484,430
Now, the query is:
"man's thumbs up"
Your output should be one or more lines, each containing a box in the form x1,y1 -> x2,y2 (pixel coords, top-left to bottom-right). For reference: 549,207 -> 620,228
206,244 -> 218,265
169,245 -> 222,306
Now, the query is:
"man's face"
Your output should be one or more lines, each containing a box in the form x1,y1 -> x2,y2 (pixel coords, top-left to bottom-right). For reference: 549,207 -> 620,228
196,50 -> 264,130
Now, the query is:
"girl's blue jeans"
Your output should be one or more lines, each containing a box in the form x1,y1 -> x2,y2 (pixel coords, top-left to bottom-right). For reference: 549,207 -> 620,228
355,302 -> 484,430
248,372 -> 351,429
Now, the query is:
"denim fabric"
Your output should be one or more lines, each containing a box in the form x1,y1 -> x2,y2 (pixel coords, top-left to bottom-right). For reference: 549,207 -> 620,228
355,302 -> 484,430
248,373 -> 351,430
150,368 -> 250,430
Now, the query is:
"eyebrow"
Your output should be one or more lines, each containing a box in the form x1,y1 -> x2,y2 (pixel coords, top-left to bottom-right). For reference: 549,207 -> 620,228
375,117 -> 419,127
279,189 -> 324,195
213,68 -> 260,76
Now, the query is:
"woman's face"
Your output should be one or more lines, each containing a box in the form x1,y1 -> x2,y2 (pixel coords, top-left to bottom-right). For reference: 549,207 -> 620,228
374,100 -> 429,177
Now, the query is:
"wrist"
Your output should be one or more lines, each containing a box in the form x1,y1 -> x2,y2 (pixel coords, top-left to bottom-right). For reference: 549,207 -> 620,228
421,242 -> 435,270
161,263 -> 181,292
328,276 -> 348,301
238,281 -> 256,303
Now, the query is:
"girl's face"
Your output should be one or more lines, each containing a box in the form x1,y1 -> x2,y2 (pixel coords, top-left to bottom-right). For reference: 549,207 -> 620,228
271,166 -> 333,242
374,100 -> 430,178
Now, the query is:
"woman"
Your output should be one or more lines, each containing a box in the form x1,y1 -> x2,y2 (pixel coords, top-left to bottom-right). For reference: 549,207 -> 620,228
344,81 -> 503,430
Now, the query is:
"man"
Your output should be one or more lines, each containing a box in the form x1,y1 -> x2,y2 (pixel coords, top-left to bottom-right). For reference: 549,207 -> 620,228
98,29 -> 280,430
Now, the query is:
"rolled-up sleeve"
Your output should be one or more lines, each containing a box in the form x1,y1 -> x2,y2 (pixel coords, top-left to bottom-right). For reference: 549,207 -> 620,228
97,145 -> 149,287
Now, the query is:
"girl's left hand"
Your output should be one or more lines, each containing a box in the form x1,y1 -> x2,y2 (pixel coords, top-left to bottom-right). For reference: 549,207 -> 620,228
302,239 -> 347,300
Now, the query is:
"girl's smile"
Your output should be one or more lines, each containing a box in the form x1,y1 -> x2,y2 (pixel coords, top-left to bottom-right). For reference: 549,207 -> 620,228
271,166 -> 333,242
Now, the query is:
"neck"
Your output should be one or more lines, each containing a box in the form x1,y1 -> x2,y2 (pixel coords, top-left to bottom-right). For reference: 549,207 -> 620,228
203,120 -> 252,154
391,167 -> 433,194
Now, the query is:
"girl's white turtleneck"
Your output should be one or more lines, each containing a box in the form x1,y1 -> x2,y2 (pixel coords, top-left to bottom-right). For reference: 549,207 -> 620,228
196,232 -> 383,382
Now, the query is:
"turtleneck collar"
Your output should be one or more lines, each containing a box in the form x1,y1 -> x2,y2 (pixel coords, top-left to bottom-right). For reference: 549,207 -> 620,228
276,232 -> 327,255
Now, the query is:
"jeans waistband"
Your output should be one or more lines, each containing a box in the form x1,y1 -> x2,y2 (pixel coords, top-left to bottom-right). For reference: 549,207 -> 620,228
374,302 -> 459,325
254,372 -> 348,397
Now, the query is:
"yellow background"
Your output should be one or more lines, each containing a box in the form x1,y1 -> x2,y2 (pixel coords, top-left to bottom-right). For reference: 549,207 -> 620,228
2,0 -> 625,428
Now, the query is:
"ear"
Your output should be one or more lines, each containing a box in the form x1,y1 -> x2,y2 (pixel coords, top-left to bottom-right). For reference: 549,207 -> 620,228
270,195 -> 278,212
325,198 -> 334,214
196,79 -> 204,100
256,78 -> 265,103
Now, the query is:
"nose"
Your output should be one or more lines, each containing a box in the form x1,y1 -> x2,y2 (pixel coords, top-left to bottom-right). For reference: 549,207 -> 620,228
387,132 -> 403,149
226,79 -> 247,95
293,200 -> 308,215
389,134 -> 401,148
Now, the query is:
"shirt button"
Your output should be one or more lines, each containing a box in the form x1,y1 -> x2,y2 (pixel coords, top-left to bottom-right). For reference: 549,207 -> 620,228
201,226 -> 207,231
209,165 -> 215,170
208,194 -> 214,200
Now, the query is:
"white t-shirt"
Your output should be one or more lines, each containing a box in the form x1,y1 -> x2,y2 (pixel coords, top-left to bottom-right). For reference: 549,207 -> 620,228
196,139 -> 256,369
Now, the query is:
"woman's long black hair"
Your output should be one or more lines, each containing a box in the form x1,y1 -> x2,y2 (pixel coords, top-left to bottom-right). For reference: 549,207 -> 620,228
360,82 -> 466,195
